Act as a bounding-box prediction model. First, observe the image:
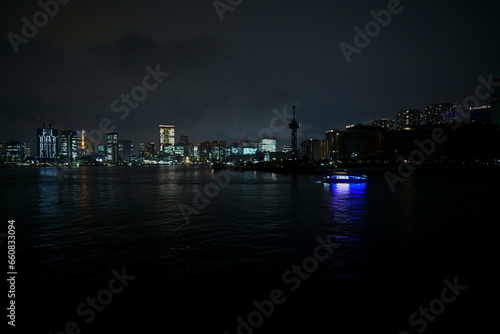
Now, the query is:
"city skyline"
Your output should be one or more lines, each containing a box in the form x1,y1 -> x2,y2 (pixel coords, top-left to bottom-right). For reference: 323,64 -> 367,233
2,89 -> 497,154
2,90 -> 498,164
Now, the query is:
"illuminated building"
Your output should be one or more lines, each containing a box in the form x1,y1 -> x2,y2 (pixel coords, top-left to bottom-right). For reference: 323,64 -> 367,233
258,138 -> 277,152
159,125 -> 175,154
118,140 -> 133,162
300,139 -> 322,160
325,129 -> 341,160
61,129 -> 78,162
425,103 -> 458,125
320,139 -> 328,159
395,109 -> 422,129
212,141 -> 226,161
177,135 -> 193,159
4,141 -> 29,162
470,106 -> 491,124
198,141 -> 227,162
76,130 -> 87,156
140,141 -> 155,159
372,118 -> 395,130
198,141 -> 212,162
106,131 -> 119,163
339,125 -> 385,161
37,123 -> 58,159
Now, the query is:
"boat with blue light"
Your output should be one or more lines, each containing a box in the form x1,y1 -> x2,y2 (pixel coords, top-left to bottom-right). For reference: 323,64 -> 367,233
322,169 -> 368,183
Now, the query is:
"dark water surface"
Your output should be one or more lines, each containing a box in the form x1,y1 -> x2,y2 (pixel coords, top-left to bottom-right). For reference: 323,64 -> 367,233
1,166 -> 498,333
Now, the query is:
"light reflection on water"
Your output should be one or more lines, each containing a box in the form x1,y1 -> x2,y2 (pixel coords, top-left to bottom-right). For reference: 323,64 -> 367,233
323,182 -> 368,277
326,182 -> 367,225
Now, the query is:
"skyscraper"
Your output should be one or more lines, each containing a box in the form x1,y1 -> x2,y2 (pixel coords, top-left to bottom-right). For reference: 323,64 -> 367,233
300,139 -> 321,161
372,118 -> 395,130
159,125 -> 175,154
139,142 -> 156,159
37,123 -> 58,159
470,106 -> 491,124
395,109 -> 422,129
61,129 -> 78,162
118,140 -> 133,162
106,131 -> 119,163
425,103 -> 458,125
325,129 -> 341,160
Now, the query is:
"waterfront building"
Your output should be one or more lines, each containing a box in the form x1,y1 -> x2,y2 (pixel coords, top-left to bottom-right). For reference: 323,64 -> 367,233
106,131 -> 119,163
159,125 -> 175,154
61,129 -> 78,162
4,141 -> 29,162
37,123 -> 58,159
470,106 -> 491,124
338,125 -> 385,161
325,129 -> 341,160
300,139 -> 322,161
259,137 -> 277,152
425,103 -> 458,125
372,118 -> 395,130
395,109 -> 422,129
119,140 -> 133,162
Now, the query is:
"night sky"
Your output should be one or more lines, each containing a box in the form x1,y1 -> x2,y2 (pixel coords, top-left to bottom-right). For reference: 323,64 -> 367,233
1,0 -> 499,148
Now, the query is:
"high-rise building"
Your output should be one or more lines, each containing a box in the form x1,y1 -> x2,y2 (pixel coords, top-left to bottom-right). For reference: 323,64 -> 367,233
198,141 -> 227,162
491,77 -> 500,127
320,139 -> 328,160
61,129 -> 78,162
140,141 -> 156,159
325,129 -> 341,160
198,141 -> 212,162
97,144 -> 106,158
372,118 -> 395,130
338,125 -> 385,161
4,141 -> 29,162
37,123 -> 58,159
470,106 -> 491,124
395,109 -> 422,129
119,140 -> 133,162
425,103 -> 458,125
259,138 -> 277,152
159,125 -> 175,154
300,139 -> 322,160
106,131 -> 119,163
212,141 -> 226,162
178,134 -> 190,157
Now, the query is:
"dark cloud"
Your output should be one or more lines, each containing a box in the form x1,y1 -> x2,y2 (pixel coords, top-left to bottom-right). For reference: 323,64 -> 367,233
1,0 -> 499,147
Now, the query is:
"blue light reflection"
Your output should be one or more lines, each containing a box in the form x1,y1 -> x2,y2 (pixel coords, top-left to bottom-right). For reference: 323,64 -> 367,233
325,182 -> 367,242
